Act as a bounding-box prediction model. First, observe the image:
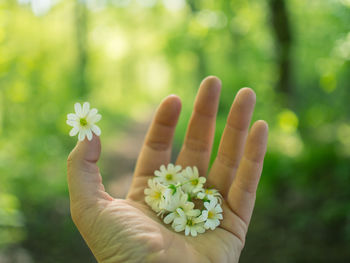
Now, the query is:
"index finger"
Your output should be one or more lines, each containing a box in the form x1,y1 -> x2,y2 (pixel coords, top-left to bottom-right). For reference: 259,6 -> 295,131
127,95 -> 182,202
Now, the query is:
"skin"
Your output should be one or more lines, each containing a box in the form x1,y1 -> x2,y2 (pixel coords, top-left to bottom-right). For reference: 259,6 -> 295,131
67,76 -> 268,263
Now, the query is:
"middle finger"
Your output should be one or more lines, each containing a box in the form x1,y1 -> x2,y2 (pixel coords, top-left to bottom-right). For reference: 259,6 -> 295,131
176,76 -> 221,176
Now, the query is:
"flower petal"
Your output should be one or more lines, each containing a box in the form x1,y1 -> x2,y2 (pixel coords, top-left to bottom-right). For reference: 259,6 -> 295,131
215,205 -> 223,213
185,226 -> 190,236
160,165 -> 166,172
91,125 -> 101,136
82,102 -> 90,116
78,130 -> 86,141
89,114 -> 102,123
197,192 -> 205,199
186,201 -> 195,210
193,209 -> 201,217
199,177 -> 206,184
86,129 -> 93,141
176,208 -> 185,217
191,228 -> 197,237
210,220 -> 218,230
164,213 -> 176,224
208,197 -> 217,207
66,120 -> 77,127
173,217 -> 184,225
74,103 -> 82,117
174,224 -> 184,232
69,126 -> 79,136
175,165 -> 182,172
201,211 -> 208,219
92,114 -> 102,123
86,108 -> 98,121
67,113 -> 78,120
197,226 -> 205,234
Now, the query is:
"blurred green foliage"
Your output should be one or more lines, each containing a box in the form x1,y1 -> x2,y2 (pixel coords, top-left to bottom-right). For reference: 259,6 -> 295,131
0,0 -> 350,262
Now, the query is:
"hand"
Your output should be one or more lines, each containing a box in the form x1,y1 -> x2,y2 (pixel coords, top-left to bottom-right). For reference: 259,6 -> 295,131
67,76 -> 268,263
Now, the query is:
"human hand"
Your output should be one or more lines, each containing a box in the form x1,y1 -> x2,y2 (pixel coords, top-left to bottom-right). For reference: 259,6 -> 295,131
67,76 -> 268,263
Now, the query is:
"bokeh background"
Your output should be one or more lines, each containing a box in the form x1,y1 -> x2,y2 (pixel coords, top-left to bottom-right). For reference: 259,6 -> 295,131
1,0 -> 350,262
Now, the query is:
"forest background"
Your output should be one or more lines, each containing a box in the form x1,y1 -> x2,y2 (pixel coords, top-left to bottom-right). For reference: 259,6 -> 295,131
1,0 -> 350,262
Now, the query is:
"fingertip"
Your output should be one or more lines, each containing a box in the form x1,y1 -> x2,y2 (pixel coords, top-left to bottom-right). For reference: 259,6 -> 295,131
67,134 -> 107,208
78,133 -> 101,146
156,95 -> 182,127
245,120 -> 268,162
226,87 -> 256,129
203,75 -> 222,85
163,94 -> 182,113
236,87 -> 256,104
252,120 -> 269,136
70,134 -> 101,164
201,75 -> 222,92
194,76 -> 222,116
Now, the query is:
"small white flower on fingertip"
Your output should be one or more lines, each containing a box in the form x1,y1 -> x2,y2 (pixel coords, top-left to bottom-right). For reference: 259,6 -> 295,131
66,102 -> 101,141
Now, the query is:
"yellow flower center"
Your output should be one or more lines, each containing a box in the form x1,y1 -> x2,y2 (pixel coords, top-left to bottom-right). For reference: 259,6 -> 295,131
153,191 -> 161,199
205,189 -> 213,194
80,118 -> 88,127
191,179 -> 199,186
208,211 -> 214,219
165,174 -> 173,181
187,219 -> 194,226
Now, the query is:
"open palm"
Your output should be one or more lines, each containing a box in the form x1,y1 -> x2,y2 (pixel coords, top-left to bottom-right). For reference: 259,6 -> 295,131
67,76 -> 268,263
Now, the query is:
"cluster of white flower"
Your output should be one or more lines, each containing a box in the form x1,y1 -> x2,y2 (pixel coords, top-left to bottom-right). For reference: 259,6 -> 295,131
66,102 -> 101,141
144,164 -> 223,237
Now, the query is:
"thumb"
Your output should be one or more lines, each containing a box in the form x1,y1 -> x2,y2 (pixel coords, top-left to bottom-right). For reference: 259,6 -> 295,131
67,135 -> 111,206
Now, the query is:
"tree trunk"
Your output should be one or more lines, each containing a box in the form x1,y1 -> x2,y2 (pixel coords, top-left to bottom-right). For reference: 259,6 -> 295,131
74,0 -> 88,97
269,0 -> 292,95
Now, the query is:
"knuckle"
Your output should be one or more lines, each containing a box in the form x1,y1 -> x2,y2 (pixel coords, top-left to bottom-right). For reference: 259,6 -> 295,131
184,137 -> 209,153
146,140 -> 169,151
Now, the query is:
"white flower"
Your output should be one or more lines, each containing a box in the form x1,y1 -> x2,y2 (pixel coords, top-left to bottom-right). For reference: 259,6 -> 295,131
196,188 -> 222,203
163,191 -> 197,225
154,164 -> 182,186
66,102 -> 101,141
144,163 -> 224,237
161,187 -> 184,212
173,209 -> 205,237
201,197 -> 223,230
181,166 -> 206,193
144,179 -> 166,213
